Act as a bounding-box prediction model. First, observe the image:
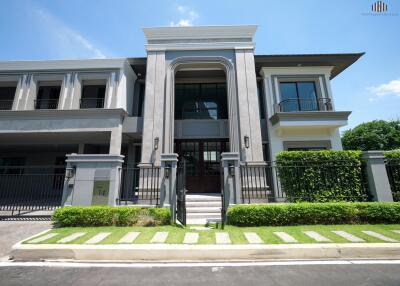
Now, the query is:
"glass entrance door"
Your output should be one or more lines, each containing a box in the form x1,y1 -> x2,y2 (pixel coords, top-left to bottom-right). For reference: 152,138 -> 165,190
174,139 -> 229,193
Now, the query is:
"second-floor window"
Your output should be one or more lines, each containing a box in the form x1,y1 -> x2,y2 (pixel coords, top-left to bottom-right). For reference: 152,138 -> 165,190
279,81 -> 319,112
35,84 -> 61,109
0,84 -> 17,110
80,83 -> 106,109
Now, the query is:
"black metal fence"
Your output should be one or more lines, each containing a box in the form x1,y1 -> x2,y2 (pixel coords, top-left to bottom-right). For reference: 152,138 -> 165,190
176,159 -> 186,225
0,166 -> 65,213
386,163 -> 400,202
118,165 -> 161,205
80,98 -> 105,109
239,161 -> 371,203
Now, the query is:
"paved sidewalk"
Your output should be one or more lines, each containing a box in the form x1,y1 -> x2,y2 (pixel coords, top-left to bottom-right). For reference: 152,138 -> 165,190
0,220 -> 52,259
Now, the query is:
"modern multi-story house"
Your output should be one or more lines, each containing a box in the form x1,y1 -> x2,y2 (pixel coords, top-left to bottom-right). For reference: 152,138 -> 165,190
0,25 -> 363,221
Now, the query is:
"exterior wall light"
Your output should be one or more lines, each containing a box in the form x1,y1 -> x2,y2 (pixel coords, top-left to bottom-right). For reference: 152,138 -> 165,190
228,163 -> 235,177
65,166 -> 75,179
164,164 -> 171,179
244,135 -> 250,149
154,137 -> 159,150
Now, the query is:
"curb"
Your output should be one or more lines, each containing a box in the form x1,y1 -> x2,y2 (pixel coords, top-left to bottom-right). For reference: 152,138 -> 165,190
11,243 -> 400,261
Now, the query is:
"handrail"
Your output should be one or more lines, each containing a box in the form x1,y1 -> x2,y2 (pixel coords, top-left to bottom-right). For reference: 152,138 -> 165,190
276,97 -> 332,112
80,98 -> 105,109
34,99 -> 59,109
0,100 -> 14,110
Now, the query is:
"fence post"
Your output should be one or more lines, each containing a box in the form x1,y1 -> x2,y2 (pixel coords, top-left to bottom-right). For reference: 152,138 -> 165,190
160,154 -> 178,220
221,152 -> 241,204
362,151 -> 393,202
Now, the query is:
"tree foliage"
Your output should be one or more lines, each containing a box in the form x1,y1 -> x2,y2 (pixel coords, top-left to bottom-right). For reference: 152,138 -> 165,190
342,120 -> 400,151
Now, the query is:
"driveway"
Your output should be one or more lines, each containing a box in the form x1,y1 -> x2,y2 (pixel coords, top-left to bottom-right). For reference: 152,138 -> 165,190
0,219 -> 52,259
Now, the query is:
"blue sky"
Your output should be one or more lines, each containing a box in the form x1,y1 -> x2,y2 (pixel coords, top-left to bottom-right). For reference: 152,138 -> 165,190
0,0 -> 399,130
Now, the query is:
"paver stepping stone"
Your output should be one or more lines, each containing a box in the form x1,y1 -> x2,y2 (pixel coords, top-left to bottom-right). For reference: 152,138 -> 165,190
362,231 -> 398,242
28,233 -> 58,244
392,230 -> 400,234
117,232 -> 141,243
84,232 -> 111,244
303,231 -> 331,242
215,232 -> 231,244
332,231 -> 365,242
151,232 -> 169,243
183,233 -> 199,244
57,232 -> 86,244
273,232 -> 298,243
244,232 -> 263,244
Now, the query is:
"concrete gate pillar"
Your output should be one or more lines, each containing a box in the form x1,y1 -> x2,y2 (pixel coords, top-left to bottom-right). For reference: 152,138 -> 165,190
62,154 -> 124,206
362,151 -> 393,202
221,152 -> 241,205
160,153 -> 179,222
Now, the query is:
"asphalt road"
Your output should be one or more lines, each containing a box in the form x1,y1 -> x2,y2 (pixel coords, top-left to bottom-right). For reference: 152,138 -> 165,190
0,262 -> 400,286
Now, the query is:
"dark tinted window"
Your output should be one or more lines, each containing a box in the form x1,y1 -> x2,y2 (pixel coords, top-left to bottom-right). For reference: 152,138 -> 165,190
175,83 -> 227,120
81,85 -> 106,108
0,86 -> 16,110
36,86 -> 60,109
279,81 -> 318,112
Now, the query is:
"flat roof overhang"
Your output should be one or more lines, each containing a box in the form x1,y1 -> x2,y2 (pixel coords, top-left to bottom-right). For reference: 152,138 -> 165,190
255,53 -> 365,79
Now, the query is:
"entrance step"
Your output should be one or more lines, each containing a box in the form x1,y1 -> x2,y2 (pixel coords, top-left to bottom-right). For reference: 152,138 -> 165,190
186,194 -> 221,202
186,207 -> 221,213
186,201 -> 221,207
185,194 -> 222,225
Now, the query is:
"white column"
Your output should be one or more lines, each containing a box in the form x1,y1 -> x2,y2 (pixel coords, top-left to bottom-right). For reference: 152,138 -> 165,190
140,51 -> 166,165
109,123 -> 123,155
235,49 -> 264,162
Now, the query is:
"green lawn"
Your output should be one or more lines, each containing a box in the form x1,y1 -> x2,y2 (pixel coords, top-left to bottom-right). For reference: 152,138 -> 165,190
23,224 -> 400,245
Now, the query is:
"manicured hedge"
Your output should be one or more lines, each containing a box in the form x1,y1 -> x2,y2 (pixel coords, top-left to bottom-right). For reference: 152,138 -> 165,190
276,150 -> 369,202
227,203 -> 400,226
52,206 -> 171,227
385,151 -> 400,202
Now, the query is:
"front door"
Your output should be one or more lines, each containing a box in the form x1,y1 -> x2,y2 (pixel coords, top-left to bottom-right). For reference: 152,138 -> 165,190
174,139 -> 229,193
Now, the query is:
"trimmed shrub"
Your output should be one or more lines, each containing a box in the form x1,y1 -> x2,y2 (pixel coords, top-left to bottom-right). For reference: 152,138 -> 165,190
276,150 -> 368,202
52,206 -> 171,227
385,151 -> 400,202
227,202 -> 400,226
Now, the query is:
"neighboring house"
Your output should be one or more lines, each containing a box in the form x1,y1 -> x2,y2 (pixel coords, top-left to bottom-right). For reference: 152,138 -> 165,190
0,26 -> 363,218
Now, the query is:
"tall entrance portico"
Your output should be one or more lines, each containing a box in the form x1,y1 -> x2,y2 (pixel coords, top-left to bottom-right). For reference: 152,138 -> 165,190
140,26 -> 264,197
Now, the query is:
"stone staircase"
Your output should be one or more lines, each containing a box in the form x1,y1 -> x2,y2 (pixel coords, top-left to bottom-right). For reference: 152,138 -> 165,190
186,194 -> 222,225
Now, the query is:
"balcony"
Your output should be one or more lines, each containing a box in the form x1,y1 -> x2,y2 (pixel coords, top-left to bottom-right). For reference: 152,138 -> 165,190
275,98 -> 332,113
270,97 -> 351,131
0,100 -> 14,110
35,99 -> 59,110
80,98 -> 105,109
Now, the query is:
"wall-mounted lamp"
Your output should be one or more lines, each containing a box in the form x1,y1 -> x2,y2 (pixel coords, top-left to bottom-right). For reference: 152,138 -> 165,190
164,164 -> 171,179
228,163 -> 235,177
154,137 -> 159,150
65,166 -> 76,179
244,135 -> 250,149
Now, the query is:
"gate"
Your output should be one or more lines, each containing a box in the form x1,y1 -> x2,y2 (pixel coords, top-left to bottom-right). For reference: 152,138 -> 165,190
0,165 -> 65,215
176,158 -> 186,225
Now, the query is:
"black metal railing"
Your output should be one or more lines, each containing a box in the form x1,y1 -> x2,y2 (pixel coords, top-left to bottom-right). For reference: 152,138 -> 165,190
35,99 -> 59,109
0,166 -> 65,213
239,161 -> 371,203
276,98 -> 332,113
176,159 -> 186,225
118,165 -> 161,205
0,100 -> 14,110
80,98 -> 105,109
386,163 -> 400,202
240,162 -> 273,203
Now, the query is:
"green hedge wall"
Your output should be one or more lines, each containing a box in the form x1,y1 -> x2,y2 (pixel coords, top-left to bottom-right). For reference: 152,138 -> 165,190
385,151 -> 400,202
52,206 -> 171,227
227,202 -> 400,226
276,150 -> 369,202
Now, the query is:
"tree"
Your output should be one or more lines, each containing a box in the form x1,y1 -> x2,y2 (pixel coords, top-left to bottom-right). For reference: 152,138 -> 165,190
342,120 -> 400,151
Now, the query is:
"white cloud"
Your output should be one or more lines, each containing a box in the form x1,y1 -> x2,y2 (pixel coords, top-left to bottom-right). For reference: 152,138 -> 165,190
367,78 -> 400,101
33,8 -> 106,59
170,5 -> 199,27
